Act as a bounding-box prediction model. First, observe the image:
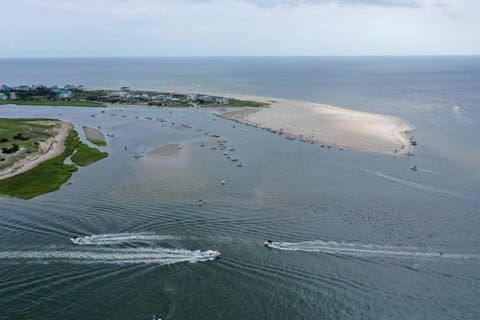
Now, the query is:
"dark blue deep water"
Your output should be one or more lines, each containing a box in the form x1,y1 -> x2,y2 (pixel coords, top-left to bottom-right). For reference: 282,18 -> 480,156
0,57 -> 480,319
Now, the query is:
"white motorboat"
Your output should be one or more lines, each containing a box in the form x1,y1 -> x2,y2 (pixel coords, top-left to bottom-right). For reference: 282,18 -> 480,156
207,250 -> 221,259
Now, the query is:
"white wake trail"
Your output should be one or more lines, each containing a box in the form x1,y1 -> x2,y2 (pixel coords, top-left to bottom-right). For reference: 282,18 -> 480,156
360,168 -> 459,197
70,233 -> 182,245
0,248 -> 220,265
267,240 -> 480,260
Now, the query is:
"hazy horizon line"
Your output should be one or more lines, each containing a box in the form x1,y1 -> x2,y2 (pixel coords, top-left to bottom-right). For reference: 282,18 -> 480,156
1,54 -> 479,59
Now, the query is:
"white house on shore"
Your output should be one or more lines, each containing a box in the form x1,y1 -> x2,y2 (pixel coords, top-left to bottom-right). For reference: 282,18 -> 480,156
153,94 -> 173,102
59,91 -> 73,99
216,97 -> 230,104
0,93 -> 7,101
198,95 -> 213,103
107,91 -> 129,98
186,94 -> 198,102
15,85 -> 31,91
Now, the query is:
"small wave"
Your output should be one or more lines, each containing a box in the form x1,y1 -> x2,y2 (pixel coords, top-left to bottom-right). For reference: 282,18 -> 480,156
267,240 -> 480,260
70,233 -> 182,245
0,248 -> 220,265
452,105 -> 462,114
360,168 -> 459,197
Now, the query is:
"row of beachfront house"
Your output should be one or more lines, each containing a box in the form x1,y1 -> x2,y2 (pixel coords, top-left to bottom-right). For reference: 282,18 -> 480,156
1,84 -> 85,92
106,90 -> 230,105
0,84 -> 85,100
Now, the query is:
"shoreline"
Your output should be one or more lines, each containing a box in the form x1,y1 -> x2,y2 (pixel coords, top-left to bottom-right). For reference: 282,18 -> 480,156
105,92 -> 415,155
3,89 -> 416,155
0,121 -> 73,181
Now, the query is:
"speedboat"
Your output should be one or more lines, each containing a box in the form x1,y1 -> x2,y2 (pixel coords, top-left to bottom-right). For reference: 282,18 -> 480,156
264,240 -> 273,248
207,250 -> 221,259
410,165 -> 418,171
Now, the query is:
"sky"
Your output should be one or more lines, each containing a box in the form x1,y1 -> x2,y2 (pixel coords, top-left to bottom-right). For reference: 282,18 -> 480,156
0,0 -> 479,57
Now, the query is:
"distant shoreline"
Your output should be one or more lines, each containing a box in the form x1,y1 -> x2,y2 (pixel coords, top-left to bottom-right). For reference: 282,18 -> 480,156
1,85 -> 416,155
105,92 -> 415,155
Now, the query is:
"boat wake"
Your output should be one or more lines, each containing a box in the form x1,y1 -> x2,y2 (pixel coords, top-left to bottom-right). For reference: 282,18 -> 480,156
0,248 -> 220,265
417,168 -> 439,175
360,168 -> 459,197
70,233 -> 182,245
266,240 -> 480,260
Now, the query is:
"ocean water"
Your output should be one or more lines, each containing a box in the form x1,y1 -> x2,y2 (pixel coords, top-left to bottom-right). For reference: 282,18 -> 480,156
0,57 -> 480,319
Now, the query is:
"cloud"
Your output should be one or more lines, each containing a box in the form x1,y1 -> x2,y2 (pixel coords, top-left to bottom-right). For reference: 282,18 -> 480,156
1,0 -> 478,57
200,0 -> 423,8
112,0 -> 422,8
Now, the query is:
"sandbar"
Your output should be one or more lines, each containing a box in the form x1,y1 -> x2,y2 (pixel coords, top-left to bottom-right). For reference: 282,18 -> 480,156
147,143 -> 184,158
83,126 -> 106,145
221,95 -> 414,155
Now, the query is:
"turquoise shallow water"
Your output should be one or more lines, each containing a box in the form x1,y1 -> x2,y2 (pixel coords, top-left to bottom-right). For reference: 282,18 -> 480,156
1,57 -> 480,319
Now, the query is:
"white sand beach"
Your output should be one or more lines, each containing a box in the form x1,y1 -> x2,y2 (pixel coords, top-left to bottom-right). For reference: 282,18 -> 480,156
0,121 -> 73,180
221,95 -> 414,155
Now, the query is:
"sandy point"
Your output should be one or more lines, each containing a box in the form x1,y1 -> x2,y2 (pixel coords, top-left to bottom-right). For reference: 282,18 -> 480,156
221,96 -> 415,155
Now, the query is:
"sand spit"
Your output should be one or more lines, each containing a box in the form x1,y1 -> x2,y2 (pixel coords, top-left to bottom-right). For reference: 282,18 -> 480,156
100,91 -> 414,155
0,121 -> 73,180
147,143 -> 184,158
221,96 -> 414,155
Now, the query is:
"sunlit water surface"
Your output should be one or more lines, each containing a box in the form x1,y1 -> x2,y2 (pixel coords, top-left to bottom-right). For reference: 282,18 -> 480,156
1,57 -> 479,319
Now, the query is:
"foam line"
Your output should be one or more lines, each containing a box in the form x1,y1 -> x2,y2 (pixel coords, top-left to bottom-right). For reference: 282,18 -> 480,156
0,248 -> 220,265
267,240 -> 480,260
70,233 -> 182,245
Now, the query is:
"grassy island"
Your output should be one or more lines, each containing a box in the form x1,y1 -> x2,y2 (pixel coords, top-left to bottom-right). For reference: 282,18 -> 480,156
0,129 -> 79,199
0,119 -> 109,199
71,143 -> 108,167
0,118 -> 59,170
